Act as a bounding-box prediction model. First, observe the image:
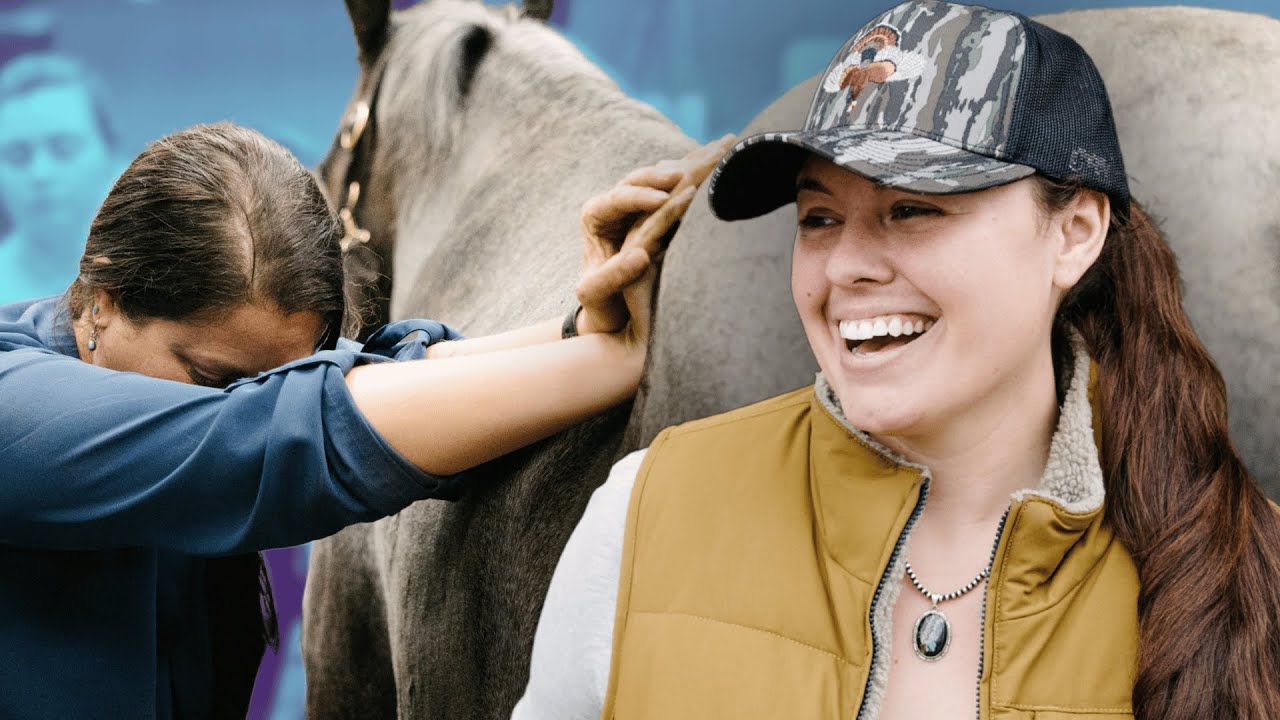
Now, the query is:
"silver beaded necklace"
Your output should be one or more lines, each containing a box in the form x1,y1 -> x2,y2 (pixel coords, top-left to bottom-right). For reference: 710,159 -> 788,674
903,558 -> 991,662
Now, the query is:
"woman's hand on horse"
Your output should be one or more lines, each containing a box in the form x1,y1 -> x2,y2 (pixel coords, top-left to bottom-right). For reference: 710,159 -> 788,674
575,135 -> 736,336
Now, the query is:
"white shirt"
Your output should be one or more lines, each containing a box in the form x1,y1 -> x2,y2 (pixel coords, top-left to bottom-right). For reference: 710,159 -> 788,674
510,449 -> 647,720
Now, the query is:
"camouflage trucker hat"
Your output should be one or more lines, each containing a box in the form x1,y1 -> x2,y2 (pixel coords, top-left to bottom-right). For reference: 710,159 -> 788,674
708,0 -> 1130,221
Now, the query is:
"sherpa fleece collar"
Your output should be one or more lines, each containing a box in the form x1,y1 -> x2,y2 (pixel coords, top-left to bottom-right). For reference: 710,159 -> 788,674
814,331 -> 1105,515
809,332 -> 1106,719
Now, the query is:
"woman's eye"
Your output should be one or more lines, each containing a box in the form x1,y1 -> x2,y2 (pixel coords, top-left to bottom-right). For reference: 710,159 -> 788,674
191,373 -> 223,388
890,204 -> 940,221
799,213 -> 839,230
187,367 -> 232,389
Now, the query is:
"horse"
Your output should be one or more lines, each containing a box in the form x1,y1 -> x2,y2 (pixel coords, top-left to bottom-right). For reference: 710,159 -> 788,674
303,1 -> 693,717
304,2 -> 1280,718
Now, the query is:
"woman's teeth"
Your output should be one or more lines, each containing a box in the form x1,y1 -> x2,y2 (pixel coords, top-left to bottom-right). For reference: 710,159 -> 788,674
838,315 -> 934,342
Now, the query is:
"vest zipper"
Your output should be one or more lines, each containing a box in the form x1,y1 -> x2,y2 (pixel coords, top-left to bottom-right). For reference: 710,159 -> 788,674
854,475 -> 930,720
973,507 -> 1011,720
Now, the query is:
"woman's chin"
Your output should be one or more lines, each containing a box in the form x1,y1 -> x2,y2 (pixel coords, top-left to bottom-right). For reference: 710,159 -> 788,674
829,385 -> 927,438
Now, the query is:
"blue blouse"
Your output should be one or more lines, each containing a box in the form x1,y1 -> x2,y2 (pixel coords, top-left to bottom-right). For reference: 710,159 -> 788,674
0,296 -> 463,718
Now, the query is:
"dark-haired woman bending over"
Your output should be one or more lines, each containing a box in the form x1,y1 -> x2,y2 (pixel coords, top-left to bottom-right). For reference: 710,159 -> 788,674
0,122 -> 730,718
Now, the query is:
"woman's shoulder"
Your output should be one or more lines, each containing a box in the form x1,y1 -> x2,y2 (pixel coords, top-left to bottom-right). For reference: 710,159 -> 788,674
0,296 -> 73,355
654,385 -> 816,446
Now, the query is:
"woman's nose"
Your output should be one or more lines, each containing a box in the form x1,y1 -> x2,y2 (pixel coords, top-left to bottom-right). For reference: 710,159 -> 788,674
826,224 -> 893,287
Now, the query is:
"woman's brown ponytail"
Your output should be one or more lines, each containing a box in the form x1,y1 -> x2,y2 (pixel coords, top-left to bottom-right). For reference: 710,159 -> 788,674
1043,177 -> 1280,719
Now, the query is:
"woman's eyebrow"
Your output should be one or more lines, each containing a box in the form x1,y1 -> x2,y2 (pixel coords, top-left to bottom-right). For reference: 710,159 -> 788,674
796,176 -> 833,195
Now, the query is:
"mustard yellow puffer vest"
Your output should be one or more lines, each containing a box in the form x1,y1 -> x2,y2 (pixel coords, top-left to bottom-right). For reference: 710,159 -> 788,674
602,357 -> 1140,719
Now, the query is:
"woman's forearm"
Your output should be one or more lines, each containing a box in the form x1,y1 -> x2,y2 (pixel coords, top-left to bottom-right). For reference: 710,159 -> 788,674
0,347 -> 430,553
346,332 -> 640,475
426,317 -> 564,359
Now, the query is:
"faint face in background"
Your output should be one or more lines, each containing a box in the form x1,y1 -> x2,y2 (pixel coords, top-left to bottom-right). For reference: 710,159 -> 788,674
0,83 -> 111,239
0,56 -> 119,270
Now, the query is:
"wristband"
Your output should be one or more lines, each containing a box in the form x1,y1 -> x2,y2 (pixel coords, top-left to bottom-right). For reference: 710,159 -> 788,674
561,305 -> 583,339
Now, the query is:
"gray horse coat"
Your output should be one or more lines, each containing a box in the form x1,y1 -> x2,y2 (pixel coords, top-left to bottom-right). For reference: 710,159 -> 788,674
304,3 -> 1279,718
304,2 -> 692,718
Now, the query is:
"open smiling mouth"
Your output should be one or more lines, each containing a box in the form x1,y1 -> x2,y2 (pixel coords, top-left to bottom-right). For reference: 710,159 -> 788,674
838,314 -> 936,356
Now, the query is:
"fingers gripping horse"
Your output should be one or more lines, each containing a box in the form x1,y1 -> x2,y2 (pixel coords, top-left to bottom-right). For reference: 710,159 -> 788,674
302,2 -> 693,718
304,2 -> 1280,718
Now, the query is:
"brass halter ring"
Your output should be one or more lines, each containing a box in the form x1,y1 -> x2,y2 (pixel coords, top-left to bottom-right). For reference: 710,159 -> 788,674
339,180 -> 372,252
337,101 -> 374,252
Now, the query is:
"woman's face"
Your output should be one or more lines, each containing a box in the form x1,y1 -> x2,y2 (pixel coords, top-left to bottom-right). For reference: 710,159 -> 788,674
88,300 -> 325,389
792,157 -> 1079,449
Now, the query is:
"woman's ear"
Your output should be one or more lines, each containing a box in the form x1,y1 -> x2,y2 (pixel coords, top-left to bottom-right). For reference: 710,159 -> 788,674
83,256 -> 120,328
90,288 -> 119,329
1052,189 -> 1109,291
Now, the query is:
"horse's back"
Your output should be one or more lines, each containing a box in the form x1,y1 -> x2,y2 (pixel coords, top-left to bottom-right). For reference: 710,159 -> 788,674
628,77 -> 820,449
1042,6 -> 1280,496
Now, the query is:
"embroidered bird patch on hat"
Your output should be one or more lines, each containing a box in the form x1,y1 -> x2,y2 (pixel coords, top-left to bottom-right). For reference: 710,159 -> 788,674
822,24 -> 926,113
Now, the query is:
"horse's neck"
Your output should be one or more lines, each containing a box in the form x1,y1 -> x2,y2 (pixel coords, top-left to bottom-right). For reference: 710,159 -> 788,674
391,92 -> 691,334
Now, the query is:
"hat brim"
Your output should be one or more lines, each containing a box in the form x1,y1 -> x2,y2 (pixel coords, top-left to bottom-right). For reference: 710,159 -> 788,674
708,127 -> 1037,221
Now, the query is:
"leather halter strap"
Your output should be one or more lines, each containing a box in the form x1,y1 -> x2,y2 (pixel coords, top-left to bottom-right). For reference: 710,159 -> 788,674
327,55 -> 391,254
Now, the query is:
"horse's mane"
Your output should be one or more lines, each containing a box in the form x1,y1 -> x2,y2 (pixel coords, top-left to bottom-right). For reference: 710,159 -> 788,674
381,0 -> 656,176
370,0 -> 690,332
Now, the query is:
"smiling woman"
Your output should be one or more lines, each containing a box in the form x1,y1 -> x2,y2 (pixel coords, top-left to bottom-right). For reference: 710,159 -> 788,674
790,159 -> 1083,447
516,2 -> 1280,719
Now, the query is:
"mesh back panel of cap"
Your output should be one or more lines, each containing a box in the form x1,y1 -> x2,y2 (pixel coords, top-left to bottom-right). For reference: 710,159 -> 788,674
1006,15 -> 1131,217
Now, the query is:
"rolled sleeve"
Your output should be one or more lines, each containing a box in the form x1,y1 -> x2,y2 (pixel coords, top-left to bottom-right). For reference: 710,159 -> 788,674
0,318 -> 466,554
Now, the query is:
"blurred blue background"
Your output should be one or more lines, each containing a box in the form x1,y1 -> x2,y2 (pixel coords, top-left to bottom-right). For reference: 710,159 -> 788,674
1,0 -> 1276,717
